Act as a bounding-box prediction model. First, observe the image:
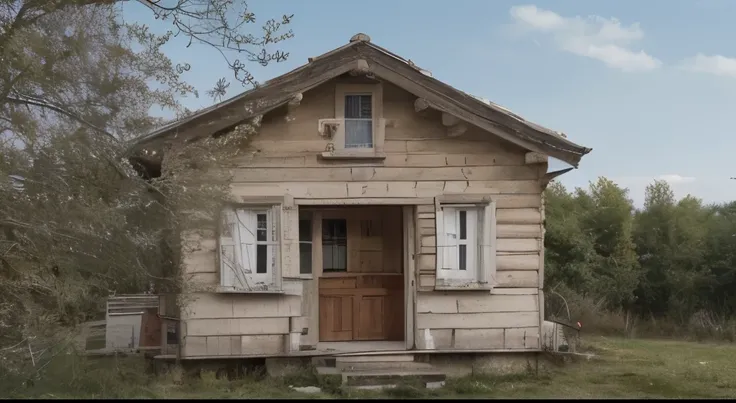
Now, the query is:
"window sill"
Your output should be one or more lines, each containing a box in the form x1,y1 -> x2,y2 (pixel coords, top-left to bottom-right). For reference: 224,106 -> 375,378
319,151 -> 386,161
320,272 -> 402,278
215,286 -> 285,294
434,280 -> 493,291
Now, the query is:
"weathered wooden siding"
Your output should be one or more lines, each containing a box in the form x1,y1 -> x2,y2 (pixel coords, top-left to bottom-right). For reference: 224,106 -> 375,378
414,199 -> 543,350
178,232 -> 304,357
177,78 -> 545,357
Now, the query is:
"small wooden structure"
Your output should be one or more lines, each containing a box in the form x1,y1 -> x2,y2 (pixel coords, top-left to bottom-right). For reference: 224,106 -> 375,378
132,33 -> 591,376
105,294 -> 160,351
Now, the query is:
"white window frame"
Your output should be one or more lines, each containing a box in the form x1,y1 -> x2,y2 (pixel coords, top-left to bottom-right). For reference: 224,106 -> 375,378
219,203 -> 283,293
434,195 -> 497,290
320,83 -> 385,160
298,210 -> 313,278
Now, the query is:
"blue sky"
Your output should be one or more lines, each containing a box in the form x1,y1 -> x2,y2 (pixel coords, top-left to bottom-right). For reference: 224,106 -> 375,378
125,0 -> 736,207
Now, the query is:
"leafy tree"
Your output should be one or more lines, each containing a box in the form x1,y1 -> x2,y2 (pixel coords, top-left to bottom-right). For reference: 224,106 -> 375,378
0,0 -> 293,382
582,178 -> 640,311
632,180 -> 678,317
544,182 -> 596,295
700,202 -> 736,318
545,175 -> 736,338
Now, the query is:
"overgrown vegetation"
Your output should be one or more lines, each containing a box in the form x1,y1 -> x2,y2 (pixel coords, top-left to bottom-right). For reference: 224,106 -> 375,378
545,178 -> 736,341
4,336 -> 736,398
1,0 -> 292,383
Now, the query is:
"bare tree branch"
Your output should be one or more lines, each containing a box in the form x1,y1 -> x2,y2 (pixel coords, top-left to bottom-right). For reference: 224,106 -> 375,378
6,93 -> 119,142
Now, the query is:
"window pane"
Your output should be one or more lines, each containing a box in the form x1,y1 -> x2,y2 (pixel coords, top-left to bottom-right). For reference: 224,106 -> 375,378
345,95 -> 372,118
299,243 -> 312,274
299,214 -> 313,274
324,218 -> 347,238
459,210 -> 467,240
299,219 -> 312,242
322,219 -> 347,272
256,244 -> 267,273
345,95 -> 373,148
345,120 -> 372,148
256,214 -> 267,242
459,244 -> 467,271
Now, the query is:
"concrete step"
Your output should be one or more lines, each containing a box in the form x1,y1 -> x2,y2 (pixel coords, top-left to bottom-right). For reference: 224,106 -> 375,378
349,381 -> 446,391
336,353 -> 415,363
337,360 -> 434,371
341,369 -> 447,387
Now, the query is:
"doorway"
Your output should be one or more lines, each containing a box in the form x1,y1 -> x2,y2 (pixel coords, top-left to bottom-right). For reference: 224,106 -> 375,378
312,206 -> 406,342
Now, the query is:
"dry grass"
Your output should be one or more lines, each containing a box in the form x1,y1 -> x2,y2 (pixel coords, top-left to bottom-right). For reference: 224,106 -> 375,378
450,337 -> 736,399
4,336 -> 736,399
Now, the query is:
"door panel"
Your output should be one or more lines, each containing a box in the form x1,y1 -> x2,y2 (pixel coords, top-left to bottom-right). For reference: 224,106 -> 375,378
319,294 -> 353,341
355,296 -> 385,340
318,275 -> 402,342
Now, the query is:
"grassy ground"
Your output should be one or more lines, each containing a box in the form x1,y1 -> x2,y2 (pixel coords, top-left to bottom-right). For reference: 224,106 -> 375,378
4,336 -> 736,399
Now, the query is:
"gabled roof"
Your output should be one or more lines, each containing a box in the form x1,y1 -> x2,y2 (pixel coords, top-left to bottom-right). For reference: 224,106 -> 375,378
133,33 -> 591,167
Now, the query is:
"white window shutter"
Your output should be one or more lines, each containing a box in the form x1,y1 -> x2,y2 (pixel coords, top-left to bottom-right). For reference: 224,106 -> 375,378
480,201 -> 497,286
435,205 -> 445,274
235,209 -> 257,290
465,209 -> 479,277
219,205 -> 286,293
443,208 -> 458,271
271,204 -> 283,290
220,209 -> 238,288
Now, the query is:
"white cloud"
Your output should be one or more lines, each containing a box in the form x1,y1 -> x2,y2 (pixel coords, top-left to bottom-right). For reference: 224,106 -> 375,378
680,54 -> 736,78
657,174 -> 696,184
509,5 -> 661,72
613,174 -> 697,186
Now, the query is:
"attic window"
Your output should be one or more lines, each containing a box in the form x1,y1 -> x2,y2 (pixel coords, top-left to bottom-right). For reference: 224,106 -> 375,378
319,83 -> 385,160
344,94 -> 373,148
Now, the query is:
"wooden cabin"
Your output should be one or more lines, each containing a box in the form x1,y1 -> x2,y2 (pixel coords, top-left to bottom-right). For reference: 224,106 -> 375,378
133,33 -> 591,373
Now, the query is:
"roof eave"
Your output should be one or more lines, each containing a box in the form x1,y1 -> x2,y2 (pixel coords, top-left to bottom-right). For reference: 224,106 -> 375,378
131,36 -> 593,168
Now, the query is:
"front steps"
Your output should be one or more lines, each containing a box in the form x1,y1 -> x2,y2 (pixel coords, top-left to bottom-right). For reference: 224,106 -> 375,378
313,352 -> 446,389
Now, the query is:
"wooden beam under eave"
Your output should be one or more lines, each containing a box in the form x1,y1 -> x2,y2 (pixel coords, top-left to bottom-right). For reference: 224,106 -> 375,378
414,98 -> 431,114
414,98 -> 467,137
284,93 -> 303,121
287,93 -> 302,109
446,124 -> 467,137
441,112 -> 467,137
441,112 -> 459,127
524,152 -> 548,165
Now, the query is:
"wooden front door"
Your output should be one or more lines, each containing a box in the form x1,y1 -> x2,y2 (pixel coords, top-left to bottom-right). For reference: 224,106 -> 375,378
318,206 -> 404,342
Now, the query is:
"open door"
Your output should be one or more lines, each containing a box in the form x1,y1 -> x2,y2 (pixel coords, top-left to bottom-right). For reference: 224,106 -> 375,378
317,206 -> 405,342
